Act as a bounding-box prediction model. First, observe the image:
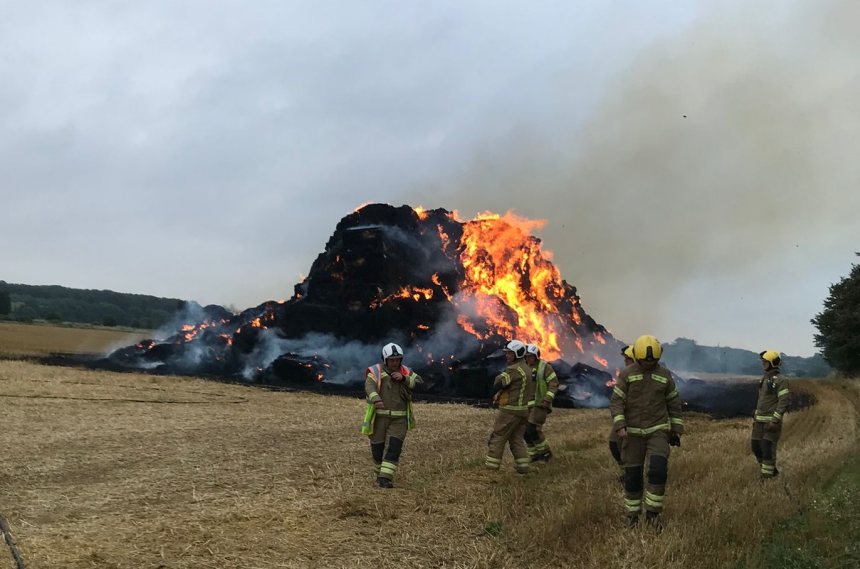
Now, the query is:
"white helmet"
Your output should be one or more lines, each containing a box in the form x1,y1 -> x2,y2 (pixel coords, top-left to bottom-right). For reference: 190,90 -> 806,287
382,342 -> 404,360
504,340 -> 527,359
525,344 -> 540,358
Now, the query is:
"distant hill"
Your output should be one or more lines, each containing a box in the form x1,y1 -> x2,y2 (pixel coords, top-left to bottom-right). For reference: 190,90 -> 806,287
662,337 -> 830,378
0,281 -> 187,328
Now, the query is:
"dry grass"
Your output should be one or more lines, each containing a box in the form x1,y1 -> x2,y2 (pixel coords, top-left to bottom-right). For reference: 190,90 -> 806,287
0,321 -> 150,356
0,358 -> 857,569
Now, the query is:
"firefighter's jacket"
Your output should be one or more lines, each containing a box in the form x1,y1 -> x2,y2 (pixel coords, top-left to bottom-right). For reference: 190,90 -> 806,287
754,368 -> 790,423
493,359 -> 535,417
609,362 -> 684,435
529,359 -> 559,408
361,364 -> 421,435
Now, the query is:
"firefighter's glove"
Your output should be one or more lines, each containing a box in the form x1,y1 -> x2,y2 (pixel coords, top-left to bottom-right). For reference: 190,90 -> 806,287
390,372 -> 404,382
373,401 -> 385,410
669,432 -> 682,447
540,399 -> 552,409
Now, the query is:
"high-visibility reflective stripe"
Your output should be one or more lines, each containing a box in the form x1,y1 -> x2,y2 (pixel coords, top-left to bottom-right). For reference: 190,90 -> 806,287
485,456 -> 501,469
380,461 -> 397,475
545,372 -> 557,382
644,492 -> 664,508
628,374 -> 644,383
670,417 -> 684,425
613,415 -> 626,424
498,372 -> 511,386
651,374 -> 669,384
778,389 -> 789,398
545,391 -> 555,399
517,368 -> 528,406
666,389 -> 679,400
502,405 -> 529,411
755,415 -> 775,422
613,387 -> 627,399
773,412 -> 783,420
375,410 -> 408,417
627,423 -> 670,435
407,373 -> 419,388
624,499 -> 642,512
367,391 -> 380,403
485,456 -> 501,464
368,364 -> 383,391
515,458 -> 531,465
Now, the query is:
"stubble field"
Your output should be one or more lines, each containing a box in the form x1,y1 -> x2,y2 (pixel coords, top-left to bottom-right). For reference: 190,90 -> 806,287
0,324 -> 857,568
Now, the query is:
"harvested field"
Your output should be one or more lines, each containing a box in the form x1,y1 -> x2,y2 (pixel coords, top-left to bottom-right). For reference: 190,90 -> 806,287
0,322 -> 150,357
0,359 -> 857,569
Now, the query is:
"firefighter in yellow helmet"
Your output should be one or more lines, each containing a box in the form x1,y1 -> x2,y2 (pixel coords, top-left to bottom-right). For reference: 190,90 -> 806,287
608,345 -> 636,475
751,350 -> 789,478
360,343 -> 422,488
610,335 -> 684,528
524,343 -> 559,462
486,340 -> 535,474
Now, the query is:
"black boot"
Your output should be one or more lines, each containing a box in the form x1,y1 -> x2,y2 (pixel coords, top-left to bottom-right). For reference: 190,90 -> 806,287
625,514 -> 639,528
376,477 -> 394,489
645,511 -> 663,532
537,450 -> 553,463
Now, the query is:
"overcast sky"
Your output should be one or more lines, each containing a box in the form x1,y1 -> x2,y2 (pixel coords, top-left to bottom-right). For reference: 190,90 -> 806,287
2,0 -> 858,357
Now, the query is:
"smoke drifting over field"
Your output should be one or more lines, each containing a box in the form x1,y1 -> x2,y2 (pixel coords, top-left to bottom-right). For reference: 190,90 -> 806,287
414,0 -> 860,349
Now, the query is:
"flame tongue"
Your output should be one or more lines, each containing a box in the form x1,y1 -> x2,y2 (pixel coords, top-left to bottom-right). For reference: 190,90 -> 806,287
455,211 -> 583,361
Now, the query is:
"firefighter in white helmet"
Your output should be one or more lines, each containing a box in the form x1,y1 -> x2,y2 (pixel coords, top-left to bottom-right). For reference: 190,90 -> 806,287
360,342 -> 422,488
751,350 -> 789,478
523,343 -> 559,462
610,335 -> 684,528
485,340 -> 535,474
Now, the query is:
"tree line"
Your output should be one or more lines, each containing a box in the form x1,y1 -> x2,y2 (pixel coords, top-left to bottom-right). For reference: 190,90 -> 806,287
0,281 -> 185,329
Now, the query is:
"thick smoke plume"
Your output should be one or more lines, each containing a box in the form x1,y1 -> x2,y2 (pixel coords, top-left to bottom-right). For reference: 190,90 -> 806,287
412,0 -> 860,351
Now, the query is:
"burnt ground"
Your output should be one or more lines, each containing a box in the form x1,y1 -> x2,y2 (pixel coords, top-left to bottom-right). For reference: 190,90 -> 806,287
12,353 -> 817,417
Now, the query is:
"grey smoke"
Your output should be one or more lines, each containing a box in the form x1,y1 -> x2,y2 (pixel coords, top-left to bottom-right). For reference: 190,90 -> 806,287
408,0 -> 860,354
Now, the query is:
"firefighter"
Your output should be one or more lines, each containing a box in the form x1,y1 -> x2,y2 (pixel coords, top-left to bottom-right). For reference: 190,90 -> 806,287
751,350 -> 789,479
524,343 -> 559,462
486,340 -> 535,474
608,345 -> 636,474
360,342 -> 422,488
610,335 -> 684,528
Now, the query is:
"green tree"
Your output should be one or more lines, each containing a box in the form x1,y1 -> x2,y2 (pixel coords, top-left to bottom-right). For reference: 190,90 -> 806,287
0,289 -> 10,316
812,253 -> 860,376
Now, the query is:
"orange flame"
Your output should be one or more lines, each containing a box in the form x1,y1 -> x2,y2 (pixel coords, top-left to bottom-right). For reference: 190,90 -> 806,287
593,355 -> 609,368
413,206 -> 429,220
453,210 -> 579,359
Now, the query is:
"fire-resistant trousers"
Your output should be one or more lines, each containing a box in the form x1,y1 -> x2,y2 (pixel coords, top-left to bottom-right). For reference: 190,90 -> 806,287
621,431 -> 671,515
525,406 -> 551,458
370,415 -> 408,481
486,410 -> 530,474
751,421 -> 782,478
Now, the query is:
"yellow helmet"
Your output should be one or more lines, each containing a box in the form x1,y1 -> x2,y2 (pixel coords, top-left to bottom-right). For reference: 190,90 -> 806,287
632,335 -> 662,361
622,345 -> 635,359
759,350 -> 781,366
